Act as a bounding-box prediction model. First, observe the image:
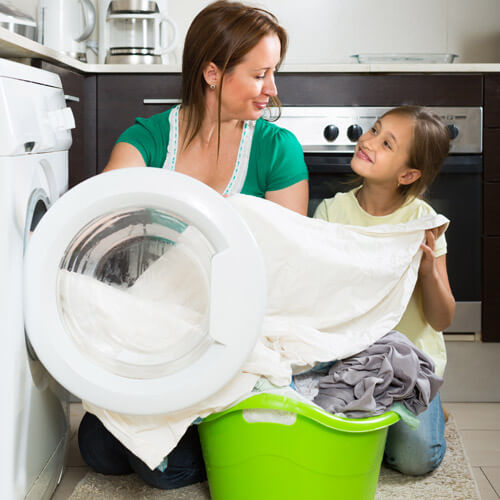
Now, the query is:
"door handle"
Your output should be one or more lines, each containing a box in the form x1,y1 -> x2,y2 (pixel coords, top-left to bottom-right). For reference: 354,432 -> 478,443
143,99 -> 181,105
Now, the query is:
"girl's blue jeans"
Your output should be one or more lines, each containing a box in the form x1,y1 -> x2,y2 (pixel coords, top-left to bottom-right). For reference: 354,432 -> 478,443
384,392 -> 447,475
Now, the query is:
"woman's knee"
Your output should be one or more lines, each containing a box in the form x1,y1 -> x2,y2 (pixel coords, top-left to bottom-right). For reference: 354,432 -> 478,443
127,456 -> 206,490
78,412 -> 133,475
126,425 -> 207,490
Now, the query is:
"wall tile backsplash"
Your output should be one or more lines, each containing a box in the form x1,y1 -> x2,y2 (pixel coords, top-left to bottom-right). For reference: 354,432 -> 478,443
15,0 -> 500,63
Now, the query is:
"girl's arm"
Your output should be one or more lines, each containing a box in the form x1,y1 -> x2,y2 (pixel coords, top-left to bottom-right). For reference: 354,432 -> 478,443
418,229 -> 456,331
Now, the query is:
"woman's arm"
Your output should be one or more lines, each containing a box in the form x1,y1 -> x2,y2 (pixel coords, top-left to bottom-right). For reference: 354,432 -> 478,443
265,179 -> 309,215
419,229 -> 456,331
102,142 -> 146,173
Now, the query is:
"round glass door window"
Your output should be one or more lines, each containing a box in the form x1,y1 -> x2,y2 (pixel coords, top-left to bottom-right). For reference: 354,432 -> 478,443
56,206 -> 215,380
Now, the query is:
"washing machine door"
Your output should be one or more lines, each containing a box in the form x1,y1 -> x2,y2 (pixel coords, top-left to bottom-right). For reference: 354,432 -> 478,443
24,168 -> 266,415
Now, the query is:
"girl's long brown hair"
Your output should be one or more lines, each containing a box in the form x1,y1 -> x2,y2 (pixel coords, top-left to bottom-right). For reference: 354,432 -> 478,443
352,106 -> 450,201
180,0 -> 288,154
388,106 -> 450,200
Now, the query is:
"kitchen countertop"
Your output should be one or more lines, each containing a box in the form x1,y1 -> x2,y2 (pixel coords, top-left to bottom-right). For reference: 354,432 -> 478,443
2,27 -> 500,74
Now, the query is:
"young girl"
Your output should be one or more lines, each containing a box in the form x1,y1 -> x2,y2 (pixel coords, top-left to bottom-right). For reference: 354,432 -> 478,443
314,106 -> 455,476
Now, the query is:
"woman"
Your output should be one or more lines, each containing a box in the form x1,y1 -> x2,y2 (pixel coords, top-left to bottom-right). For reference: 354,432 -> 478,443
103,0 -> 308,214
78,0 -> 308,491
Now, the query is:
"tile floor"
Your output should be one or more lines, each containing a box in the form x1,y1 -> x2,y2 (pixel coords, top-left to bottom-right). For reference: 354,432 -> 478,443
52,402 -> 500,499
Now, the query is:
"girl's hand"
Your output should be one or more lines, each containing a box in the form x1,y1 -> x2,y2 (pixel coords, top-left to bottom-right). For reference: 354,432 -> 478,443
419,229 -> 439,278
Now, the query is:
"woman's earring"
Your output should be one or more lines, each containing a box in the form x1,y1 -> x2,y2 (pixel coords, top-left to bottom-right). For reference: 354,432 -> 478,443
210,83 -> 216,90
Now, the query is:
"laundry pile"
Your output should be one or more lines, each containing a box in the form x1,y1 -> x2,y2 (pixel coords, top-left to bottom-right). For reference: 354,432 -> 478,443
59,194 -> 448,469
311,330 -> 443,418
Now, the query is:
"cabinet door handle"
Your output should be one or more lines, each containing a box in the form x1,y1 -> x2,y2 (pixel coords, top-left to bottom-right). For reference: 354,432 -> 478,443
143,98 -> 182,105
64,95 -> 80,103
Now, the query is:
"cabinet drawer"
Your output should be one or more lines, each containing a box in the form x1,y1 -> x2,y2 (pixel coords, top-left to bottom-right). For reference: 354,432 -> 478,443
275,74 -> 483,106
482,300 -> 500,342
483,237 -> 500,298
485,74 -> 500,128
97,74 -> 181,172
482,237 -> 500,341
484,129 -> 500,181
484,184 -> 500,235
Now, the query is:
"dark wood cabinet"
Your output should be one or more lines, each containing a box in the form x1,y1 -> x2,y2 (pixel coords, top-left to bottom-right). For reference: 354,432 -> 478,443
482,237 -> 500,342
484,129 -> 500,182
484,184 -> 500,235
276,73 -> 483,106
483,75 -> 500,341
96,74 -> 181,172
485,75 -> 500,127
34,60 -> 97,188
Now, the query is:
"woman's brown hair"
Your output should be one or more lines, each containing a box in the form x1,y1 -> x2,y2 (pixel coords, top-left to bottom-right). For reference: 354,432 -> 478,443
180,0 -> 288,152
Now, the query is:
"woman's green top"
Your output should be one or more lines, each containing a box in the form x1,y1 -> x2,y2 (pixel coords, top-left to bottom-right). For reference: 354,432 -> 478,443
116,106 -> 308,198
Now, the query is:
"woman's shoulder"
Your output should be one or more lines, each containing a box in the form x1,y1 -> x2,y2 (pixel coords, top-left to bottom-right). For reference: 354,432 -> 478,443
254,117 -> 300,145
117,106 -> 176,167
134,107 -> 174,131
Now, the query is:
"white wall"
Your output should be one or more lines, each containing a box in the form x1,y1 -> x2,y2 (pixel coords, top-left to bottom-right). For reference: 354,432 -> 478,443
14,0 -> 500,63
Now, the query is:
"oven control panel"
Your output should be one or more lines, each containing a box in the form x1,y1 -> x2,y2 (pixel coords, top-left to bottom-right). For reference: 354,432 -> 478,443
265,107 -> 482,154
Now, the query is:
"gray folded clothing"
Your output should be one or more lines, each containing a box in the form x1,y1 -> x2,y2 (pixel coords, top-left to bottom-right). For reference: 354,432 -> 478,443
313,330 -> 443,418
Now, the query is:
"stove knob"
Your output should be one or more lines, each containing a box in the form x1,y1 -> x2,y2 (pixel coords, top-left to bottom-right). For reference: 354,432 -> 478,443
447,124 -> 459,140
347,124 -> 363,142
323,124 -> 339,142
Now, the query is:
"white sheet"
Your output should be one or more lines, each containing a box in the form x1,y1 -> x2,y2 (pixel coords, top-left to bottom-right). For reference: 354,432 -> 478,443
62,194 -> 448,469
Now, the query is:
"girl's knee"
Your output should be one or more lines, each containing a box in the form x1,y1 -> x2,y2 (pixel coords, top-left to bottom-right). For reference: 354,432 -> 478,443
385,441 -> 446,476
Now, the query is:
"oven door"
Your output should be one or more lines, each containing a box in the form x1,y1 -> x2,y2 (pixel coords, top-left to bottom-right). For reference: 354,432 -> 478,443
307,153 -> 482,334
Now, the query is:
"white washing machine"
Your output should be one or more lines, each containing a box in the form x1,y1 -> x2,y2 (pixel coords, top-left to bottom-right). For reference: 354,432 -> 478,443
0,58 -> 74,500
23,168 -> 266,416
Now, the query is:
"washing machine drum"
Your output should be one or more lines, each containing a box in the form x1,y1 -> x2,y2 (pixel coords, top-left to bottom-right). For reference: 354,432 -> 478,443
24,169 -> 266,415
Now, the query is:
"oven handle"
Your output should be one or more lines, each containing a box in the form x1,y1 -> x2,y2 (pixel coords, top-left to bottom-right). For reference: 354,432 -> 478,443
305,154 -> 482,174
440,155 -> 482,174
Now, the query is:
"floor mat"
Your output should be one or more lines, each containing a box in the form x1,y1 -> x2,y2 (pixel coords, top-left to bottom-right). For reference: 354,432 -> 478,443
69,415 -> 479,499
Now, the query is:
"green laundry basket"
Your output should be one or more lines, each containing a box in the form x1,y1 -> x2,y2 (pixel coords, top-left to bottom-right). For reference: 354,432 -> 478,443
199,393 -> 400,500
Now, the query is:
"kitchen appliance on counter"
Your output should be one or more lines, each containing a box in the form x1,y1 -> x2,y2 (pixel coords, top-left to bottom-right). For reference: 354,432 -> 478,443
37,0 -> 96,62
268,106 -> 482,335
98,0 -> 177,64
0,58 -> 74,500
0,2 -> 36,40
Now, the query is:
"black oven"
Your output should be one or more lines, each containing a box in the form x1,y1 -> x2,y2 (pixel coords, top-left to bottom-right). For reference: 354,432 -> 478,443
271,106 -> 483,334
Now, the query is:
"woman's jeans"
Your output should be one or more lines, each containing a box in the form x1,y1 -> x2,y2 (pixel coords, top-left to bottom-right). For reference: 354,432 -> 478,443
384,392 -> 446,475
78,413 -> 206,490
